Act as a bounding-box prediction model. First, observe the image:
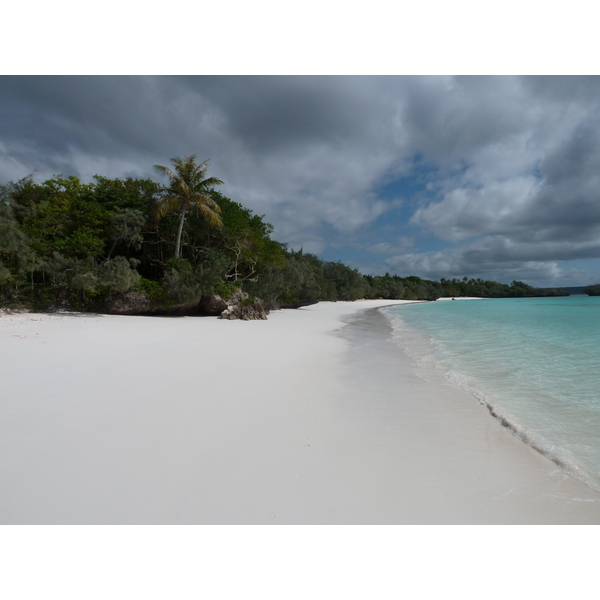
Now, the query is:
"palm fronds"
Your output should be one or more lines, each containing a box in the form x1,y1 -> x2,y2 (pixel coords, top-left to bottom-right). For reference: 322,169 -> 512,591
195,194 -> 223,228
150,194 -> 182,222
152,155 -> 225,257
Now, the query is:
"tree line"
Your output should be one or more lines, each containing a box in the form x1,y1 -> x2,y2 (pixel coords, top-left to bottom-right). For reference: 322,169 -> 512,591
0,156 -> 567,313
584,284 -> 600,296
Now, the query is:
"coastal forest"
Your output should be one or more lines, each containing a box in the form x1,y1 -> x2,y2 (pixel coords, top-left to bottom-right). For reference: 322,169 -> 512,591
584,284 -> 600,296
0,156 -> 567,315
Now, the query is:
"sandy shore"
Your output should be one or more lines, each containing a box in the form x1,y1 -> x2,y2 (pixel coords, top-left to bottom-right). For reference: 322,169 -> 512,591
2,301 -> 600,524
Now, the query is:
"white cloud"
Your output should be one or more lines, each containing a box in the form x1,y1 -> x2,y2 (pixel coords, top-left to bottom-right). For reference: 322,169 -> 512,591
411,176 -> 545,241
366,237 -> 415,254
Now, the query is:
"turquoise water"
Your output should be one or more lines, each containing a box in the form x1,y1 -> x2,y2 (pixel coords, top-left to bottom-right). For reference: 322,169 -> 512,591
383,296 -> 600,491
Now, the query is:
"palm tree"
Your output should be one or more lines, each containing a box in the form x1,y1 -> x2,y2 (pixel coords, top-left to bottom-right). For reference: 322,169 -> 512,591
151,155 -> 224,259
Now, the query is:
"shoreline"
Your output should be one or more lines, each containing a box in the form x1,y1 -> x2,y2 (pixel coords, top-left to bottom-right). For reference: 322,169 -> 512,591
382,297 -> 600,496
2,300 -> 600,523
339,305 -> 600,522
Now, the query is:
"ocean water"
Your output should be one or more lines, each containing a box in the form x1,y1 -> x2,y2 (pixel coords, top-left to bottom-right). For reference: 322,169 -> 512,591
382,296 -> 600,492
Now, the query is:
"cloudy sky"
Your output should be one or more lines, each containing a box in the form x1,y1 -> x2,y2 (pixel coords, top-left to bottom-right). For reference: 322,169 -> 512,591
2,75 -> 600,287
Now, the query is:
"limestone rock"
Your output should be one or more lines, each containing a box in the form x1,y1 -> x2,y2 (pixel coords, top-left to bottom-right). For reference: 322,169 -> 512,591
198,294 -> 228,316
104,292 -> 151,315
218,289 -> 269,320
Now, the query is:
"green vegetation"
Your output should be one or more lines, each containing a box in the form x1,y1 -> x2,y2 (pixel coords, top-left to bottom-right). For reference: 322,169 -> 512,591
584,284 -> 600,296
151,156 -> 224,259
0,160 -> 568,314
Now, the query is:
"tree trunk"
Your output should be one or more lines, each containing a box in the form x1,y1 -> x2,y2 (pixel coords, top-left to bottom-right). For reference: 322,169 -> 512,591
174,205 -> 187,258
107,239 -> 117,260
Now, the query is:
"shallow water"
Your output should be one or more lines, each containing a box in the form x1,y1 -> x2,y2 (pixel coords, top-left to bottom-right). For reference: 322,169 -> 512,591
383,296 -> 600,492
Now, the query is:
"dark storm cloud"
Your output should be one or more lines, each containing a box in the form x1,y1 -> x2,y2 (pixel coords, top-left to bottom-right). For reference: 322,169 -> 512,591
179,76 -> 378,152
0,75 -> 384,167
2,75 -> 600,284
0,76 -> 224,165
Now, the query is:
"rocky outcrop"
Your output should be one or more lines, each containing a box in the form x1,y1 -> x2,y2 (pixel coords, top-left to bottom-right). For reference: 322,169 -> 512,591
219,298 -> 269,320
198,294 -> 228,316
103,292 -> 197,316
218,289 -> 269,320
99,288 -> 269,319
103,292 -> 152,315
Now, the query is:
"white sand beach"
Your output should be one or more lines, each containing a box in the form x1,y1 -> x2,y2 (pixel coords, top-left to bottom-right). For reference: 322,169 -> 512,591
2,300 -> 600,524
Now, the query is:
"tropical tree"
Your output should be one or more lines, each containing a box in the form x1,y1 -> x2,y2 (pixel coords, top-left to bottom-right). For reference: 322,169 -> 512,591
151,156 -> 224,259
